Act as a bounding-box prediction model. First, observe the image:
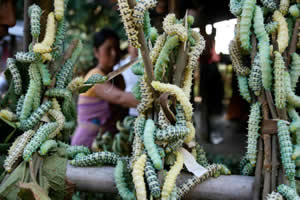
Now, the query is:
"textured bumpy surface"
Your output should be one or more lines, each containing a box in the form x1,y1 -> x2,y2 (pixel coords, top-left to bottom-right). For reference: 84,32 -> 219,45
248,56 -> 262,96
274,51 -> 286,109
289,53 -> 300,91
266,191 -> 284,200
28,4 -> 42,39
237,75 -> 251,103
7,58 -> 22,95
39,140 -> 57,156
132,0 -> 157,26
132,154 -> 147,200
145,159 -> 161,198
70,152 -> 119,166
162,14 -> 187,42
229,40 -> 250,76
273,10 -> 289,53
277,184 -> 300,200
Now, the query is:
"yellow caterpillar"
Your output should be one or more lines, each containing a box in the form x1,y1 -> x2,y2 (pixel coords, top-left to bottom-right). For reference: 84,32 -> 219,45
162,14 -> 187,42
183,67 -> 193,100
3,130 -> 35,172
117,0 -> 140,48
132,0 -> 157,26
54,0 -> 64,21
52,98 -> 61,112
151,81 -> 193,121
48,109 -> 65,139
150,33 -> 166,64
273,10 -> 289,53
130,134 -> 144,167
132,154 -> 147,200
137,76 -> 153,114
67,77 -> 84,93
279,0 -> 289,16
33,12 -> 56,53
187,30 -> 205,69
184,121 -> 195,145
41,53 -> 52,62
229,39 -> 250,76
0,109 -> 17,121
161,151 -> 184,200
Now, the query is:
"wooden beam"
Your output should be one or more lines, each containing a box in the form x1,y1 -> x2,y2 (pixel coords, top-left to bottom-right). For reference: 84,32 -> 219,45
66,164 -> 254,200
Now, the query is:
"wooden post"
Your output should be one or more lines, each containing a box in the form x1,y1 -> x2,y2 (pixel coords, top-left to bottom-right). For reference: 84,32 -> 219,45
23,0 -> 32,51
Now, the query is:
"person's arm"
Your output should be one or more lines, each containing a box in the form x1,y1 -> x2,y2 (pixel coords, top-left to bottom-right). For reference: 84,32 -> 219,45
93,82 -> 139,108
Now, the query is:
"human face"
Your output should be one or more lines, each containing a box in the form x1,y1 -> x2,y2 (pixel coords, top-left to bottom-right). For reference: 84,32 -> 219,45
0,0 -> 16,38
94,37 -> 119,72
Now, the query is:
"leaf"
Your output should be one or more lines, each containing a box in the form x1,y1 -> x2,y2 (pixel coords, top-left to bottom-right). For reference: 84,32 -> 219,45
18,182 -> 51,200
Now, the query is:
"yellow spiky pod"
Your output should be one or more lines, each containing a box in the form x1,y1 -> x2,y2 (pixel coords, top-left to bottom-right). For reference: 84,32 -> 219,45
151,81 -> 193,121
161,151 -> 184,200
273,10 -> 288,53
33,12 -> 56,53
54,0 -> 64,21
132,154 -> 147,200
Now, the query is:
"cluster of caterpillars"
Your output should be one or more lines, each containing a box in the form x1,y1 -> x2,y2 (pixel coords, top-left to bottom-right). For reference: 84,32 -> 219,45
229,0 -> 300,197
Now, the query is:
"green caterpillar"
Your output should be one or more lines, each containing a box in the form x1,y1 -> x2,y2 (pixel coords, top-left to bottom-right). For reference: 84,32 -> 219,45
74,153 -> 87,160
149,27 -> 158,44
217,164 -> 231,175
15,51 -> 37,63
176,164 -> 219,199
56,41 -> 83,88
48,109 -> 65,139
289,4 -> 300,17
143,11 -> 151,41
237,75 -> 251,103
0,109 -> 17,121
239,0 -> 256,52
175,104 -> 186,126
70,151 -> 119,167
150,33 -> 166,64
246,102 -> 261,166
265,22 -> 278,34
52,19 -> 66,59
28,4 -> 42,39
143,119 -> 163,170
131,61 -> 144,76
19,101 -> 52,131
66,145 -> 90,159
155,125 -> 189,141
292,145 -> 300,160
114,160 -> 136,200
132,0 -> 157,27
39,139 -> 57,156
29,63 -> 42,111
162,14 -> 187,42
7,58 -> 22,95
260,0 -> 277,10
20,79 -> 35,120
195,144 -> 209,167
277,120 -> 296,185
132,79 -> 142,101
3,130 -> 35,172
274,51 -> 286,109
229,40 -> 250,76
285,72 -> 300,108
165,139 -> 184,153
229,0 -> 245,16
242,162 -> 255,175
248,56 -> 262,96
145,159 -> 161,198
277,184 -> 300,200
266,192 -> 284,200
23,122 -> 58,161
154,35 -> 179,81
287,105 -> 300,135
38,64 -> 51,86
289,53 -> 300,91
84,74 -> 108,85
134,115 -> 146,137
16,95 -> 25,119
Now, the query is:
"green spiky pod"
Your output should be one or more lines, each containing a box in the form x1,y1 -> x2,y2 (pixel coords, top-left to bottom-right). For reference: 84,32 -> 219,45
84,74 -> 108,85
52,19 -> 66,59
114,160 -> 136,200
277,120 -> 296,186
28,4 -> 42,39
176,164 -> 219,199
131,62 -> 144,76
38,64 -> 51,86
237,75 -> 251,103
3,130 -> 35,172
70,152 -> 119,167
134,114 -> 145,137
229,0 -> 245,16
19,101 -> 52,131
143,119 -> 163,170
39,139 -> 57,156
56,40 -> 83,88
266,192 -> 284,200
246,102 -> 261,166
289,4 -> 300,17
23,122 -> 58,161
260,0 -> 277,10
277,184 -> 300,200
253,5 -> 272,90
154,35 -> 180,81
274,51 -> 286,109
7,58 -> 22,95
66,145 -> 90,159
229,40 -> 250,76
145,159 -> 161,198
155,125 -> 189,141
248,56 -> 262,96
195,144 -> 209,167
289,53 -> 300,91
15,51 -> 37,63
16,95 -> 25,119
265,22 -> 278,34
239,0 -> 256,52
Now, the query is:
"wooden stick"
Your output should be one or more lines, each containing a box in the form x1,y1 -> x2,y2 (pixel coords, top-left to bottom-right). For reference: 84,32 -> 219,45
271,135 -> 279,191
287,18 -> 300,67
253,138 -> 263,200
23,0 -> 33,51
262,134 -> 272,199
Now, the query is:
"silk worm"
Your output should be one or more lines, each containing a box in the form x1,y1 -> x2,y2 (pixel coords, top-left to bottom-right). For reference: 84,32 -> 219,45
277,184 -> 300,200
48,109 -> 65,139
38,64 -> 51,86
265,22 -> 278,34
155,125 -> 189,141
7,58 -> 22,95
150,33 -> 166,64
279,0 -> 290,16
132,154 -> 147,200
289,53 -> 300,91
274,51 -> 286,109
162,14 -> 187,42
16,95 -> 25,119
134,114 -> 146,137
66,145 -> 90,159
266,192 -> 284,200
248,56 -> 262,96
273,10 -> 289,53
187,30 -> 205,69
237,75 -> 251,103
132,0 -> 157,27
70,151 -> 119,166
15,51 -> 37,63
260,0 -> 277,10
0,109 -> 17,121
67,77 -> 84,93
39,139 -> 57,156
229,0 -> 245,16
229,40 -> 250,76
145,159 -> 161,198
137,76 -> 153,114
54,0 -> 64,21
28,4 -> 42,39
52,19 -> 66,59
84,74 -> 108,85
285,72 -> 300,108
195,144 -> 209,167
